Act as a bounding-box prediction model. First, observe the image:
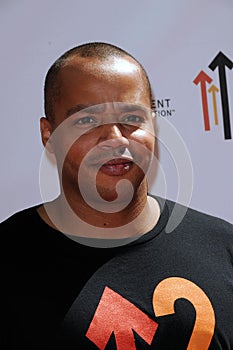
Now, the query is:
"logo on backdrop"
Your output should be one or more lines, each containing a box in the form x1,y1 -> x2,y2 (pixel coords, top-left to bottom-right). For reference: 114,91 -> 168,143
152,98 -> 175,118
193,51 -> 233,140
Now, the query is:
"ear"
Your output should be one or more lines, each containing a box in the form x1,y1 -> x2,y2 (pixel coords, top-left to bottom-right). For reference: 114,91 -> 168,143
40,117 -> 53,153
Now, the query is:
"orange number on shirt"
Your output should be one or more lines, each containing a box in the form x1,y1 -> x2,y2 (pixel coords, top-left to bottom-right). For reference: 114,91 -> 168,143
152,277 -> 215,350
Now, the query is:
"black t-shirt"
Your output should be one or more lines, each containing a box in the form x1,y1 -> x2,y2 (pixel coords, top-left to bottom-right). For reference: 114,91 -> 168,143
0,196 -> 233,349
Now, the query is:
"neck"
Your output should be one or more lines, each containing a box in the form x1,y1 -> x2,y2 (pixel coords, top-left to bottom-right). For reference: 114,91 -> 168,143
72,189 -> 147,227
38,183 -> 160,239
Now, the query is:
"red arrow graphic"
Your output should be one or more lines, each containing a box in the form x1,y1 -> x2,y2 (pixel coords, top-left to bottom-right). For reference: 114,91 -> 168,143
86,286 -> 158,349
193,70 -> 213,131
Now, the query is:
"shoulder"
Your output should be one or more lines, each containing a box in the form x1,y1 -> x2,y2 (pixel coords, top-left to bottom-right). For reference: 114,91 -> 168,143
0,204 -> 42,248
166,197 -> 233,240
0,203 -> 61,263
153,195 -> 233,239
0,204 -> 41,229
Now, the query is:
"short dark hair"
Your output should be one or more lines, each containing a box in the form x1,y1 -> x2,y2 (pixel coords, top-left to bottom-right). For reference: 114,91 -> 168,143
44,41 -> 153,120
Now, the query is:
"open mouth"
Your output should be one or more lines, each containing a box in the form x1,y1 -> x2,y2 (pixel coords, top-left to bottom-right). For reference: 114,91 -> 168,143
99,158 -> 133,176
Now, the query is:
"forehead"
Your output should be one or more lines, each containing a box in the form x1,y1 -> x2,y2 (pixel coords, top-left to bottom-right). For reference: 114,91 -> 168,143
52,56 -> 151,121
62,55 -> 140,72
58,55 -> 148,90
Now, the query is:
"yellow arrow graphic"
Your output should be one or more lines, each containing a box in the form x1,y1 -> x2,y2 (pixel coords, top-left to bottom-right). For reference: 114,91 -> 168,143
208,84 -> 219,125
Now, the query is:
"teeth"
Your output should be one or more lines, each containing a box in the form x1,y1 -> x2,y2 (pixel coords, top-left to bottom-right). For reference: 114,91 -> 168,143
104,163 -> 130,173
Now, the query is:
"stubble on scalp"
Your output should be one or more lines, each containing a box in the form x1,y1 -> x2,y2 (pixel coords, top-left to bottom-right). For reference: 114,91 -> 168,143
43,42 -> 154,122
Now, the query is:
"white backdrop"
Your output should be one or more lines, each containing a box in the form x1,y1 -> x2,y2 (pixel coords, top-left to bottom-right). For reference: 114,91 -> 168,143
0,0 -> 232,224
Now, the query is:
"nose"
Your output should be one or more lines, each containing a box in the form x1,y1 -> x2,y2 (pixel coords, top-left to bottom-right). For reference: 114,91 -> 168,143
97,123 -> 129,150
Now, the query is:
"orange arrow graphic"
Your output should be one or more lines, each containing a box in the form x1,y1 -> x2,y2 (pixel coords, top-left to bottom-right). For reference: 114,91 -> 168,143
86,286 -> 158,349
153,277 -> 215,350
208,84 -> 219,125
193,70 -> 213,131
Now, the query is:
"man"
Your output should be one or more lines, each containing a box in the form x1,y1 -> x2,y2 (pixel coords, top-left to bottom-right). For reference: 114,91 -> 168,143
1,42 -> 233,349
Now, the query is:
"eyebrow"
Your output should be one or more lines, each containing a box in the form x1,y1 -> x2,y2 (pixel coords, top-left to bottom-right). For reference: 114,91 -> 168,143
118,104 -> 149,113
66,104 -> 106,117
65,103 -> 150,118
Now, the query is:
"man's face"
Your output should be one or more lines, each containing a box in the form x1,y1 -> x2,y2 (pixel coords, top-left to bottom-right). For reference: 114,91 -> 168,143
48,56 -> 155,207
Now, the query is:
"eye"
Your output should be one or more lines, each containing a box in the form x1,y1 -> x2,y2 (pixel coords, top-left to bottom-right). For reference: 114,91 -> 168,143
121,114 -> 145,125
74,115 -> 97,126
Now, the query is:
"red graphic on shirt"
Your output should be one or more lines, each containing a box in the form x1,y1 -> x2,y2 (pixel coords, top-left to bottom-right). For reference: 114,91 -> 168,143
86,279 -> 215,349
86,286 -> 158,349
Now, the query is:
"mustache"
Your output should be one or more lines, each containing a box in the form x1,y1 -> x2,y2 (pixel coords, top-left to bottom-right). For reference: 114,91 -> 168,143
86,146 -> 138,165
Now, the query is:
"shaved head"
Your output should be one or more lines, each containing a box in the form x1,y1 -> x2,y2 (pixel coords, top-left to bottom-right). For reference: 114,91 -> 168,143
44,42 -> 153,121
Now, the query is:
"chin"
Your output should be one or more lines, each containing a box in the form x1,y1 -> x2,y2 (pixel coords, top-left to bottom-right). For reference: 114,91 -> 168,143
84,184 -> 134,213
97,186 -> 129,203
96,177 -> 145,205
